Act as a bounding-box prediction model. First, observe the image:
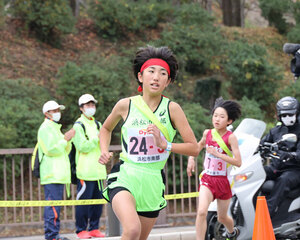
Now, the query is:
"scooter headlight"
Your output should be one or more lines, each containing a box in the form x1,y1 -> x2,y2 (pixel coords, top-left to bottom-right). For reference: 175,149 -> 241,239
234,171 -> 253,183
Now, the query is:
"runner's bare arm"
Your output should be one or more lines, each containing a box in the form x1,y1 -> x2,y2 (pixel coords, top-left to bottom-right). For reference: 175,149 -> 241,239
99,98 -> 129,164
169,101 -> 200,157
228,133 -> 242,167
187,129 -> 208,176
207,133 -> 241,167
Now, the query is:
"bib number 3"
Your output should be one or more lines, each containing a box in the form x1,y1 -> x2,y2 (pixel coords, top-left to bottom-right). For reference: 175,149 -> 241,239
204,153 -> 226,176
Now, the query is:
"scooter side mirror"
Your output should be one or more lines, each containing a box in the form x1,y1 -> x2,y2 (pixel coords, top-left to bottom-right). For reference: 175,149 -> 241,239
281,133 -> 297,143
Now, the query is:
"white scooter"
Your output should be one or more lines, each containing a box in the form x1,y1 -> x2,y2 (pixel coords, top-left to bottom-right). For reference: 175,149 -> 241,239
205,118 -> 300,240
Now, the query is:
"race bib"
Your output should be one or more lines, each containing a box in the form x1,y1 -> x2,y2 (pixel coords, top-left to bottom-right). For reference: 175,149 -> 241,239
204,152 -> 226,176
128,128 -> 169,163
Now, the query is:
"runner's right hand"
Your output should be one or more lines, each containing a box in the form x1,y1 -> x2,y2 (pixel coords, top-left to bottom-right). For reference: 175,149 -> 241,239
187,156 -> 195,177
99,152 -> 113,165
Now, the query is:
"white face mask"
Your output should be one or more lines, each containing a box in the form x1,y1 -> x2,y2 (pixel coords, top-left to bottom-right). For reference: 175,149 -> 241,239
52,112 -> 61,122
281,114 -> 296,126
84,107 -> 96,117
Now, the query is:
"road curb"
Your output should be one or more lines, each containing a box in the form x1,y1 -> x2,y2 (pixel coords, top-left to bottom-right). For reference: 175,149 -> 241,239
3,226 -> 196,240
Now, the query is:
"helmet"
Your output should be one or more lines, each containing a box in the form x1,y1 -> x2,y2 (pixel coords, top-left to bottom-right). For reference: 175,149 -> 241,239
78,94 -> 97,106
276,96 -> 299,117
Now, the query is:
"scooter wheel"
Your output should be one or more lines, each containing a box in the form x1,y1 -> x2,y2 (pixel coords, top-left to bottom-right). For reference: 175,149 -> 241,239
205,211 -> 226,240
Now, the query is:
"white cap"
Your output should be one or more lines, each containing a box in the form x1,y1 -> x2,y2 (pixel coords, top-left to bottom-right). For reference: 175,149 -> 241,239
78,94 -> 98,106
42,100 -> 65,114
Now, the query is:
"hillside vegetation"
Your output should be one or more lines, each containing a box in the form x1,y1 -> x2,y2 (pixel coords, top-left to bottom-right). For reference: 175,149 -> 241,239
0,0 -> 298,149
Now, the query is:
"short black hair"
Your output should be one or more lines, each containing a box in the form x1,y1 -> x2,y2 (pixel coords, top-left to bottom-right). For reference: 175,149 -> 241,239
212,97 -> 241,122
133,45 -> 178,86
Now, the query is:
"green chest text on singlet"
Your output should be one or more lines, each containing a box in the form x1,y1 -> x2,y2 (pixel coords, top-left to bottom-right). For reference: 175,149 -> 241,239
120,96 -> 176,170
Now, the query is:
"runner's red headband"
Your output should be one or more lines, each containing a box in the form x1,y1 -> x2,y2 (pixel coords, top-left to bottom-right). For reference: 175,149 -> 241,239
140,58 -> 170,76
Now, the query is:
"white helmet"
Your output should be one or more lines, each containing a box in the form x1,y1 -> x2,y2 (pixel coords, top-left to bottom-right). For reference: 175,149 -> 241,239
42,100 -> 65,114
78,94 -> 97,106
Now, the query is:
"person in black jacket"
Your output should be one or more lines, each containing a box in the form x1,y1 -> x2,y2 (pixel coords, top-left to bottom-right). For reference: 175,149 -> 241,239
260,96 -> 300,217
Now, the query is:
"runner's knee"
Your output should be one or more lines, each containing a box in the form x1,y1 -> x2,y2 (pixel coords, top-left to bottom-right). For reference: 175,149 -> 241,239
197,208 -> 208,219
123,221 -> 141,239
217,214 -> 231,224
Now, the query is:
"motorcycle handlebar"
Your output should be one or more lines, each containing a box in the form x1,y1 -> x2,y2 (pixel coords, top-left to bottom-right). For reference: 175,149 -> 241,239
262,142 -> 272,146
259,143 -> 281,160
268,153 -> 280,160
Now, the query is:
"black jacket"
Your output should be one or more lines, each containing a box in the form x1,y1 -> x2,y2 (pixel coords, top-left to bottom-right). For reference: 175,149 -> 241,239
260,123 -> 300,170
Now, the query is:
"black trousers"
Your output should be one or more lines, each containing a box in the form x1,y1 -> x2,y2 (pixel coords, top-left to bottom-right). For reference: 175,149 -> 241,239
264,165 -> 300,217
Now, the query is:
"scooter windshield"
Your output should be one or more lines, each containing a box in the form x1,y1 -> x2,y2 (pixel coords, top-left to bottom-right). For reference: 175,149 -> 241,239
233,118 -> 266,163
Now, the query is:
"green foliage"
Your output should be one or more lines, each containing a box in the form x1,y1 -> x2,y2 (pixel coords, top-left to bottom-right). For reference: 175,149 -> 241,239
56,54 -> 132,136
293,1 -> 300,24
278,80 -> 300,101
10,0 -> 75,47
0,0 -> 4,28
194,76 -> 222,109
89,0 -> 172,39
259,0 -> 292,34
286,2 -> 300,42
0,78 -> 51,148
224,41 -> 282,110
174,102 -> 211,143
234,96 -> 266,128
287,26 -> 300,43
156,3 -> 224,74
0,125 -> 18,149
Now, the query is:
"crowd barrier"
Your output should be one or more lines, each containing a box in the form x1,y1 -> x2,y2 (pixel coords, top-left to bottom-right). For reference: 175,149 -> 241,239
0,146 -> 200,236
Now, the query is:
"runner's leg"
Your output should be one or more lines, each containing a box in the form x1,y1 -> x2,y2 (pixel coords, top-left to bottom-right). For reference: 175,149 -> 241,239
112,190 -> 141,240
217,198 -> 234,233
196,185 -> 213,240
139,215 -> 157,240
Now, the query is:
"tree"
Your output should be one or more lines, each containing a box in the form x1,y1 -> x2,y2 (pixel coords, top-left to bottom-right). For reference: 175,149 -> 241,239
0,1 -> 4,28
70,0 -> 86,17
221,0 -> 244,27
10,0 -> 76,47
200,0 -> 212,11
55,55 -> 132,135
70,0 -> 79,17
0,78 -> 51,148
224,41 -> 282,111
259,0 -> 293,34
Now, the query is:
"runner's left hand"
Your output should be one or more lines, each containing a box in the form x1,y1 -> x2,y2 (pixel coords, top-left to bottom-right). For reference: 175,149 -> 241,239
147,124 -> 167,149
206,146 -> 219,157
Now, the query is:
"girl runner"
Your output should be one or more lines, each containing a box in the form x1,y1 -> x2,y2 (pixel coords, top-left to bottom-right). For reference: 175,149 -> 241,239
99,45 -> 199,240
187,97 -> 242,240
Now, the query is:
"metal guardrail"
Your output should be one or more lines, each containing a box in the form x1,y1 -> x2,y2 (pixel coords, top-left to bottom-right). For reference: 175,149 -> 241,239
0,146 -> 199,235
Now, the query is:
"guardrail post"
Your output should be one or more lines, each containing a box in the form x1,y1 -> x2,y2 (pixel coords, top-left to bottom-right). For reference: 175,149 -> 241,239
106,203 -> 121,236
155,208 -> 169,227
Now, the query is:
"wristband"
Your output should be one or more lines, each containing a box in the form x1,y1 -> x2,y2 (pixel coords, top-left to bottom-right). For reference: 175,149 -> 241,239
166,141 -> 172,151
